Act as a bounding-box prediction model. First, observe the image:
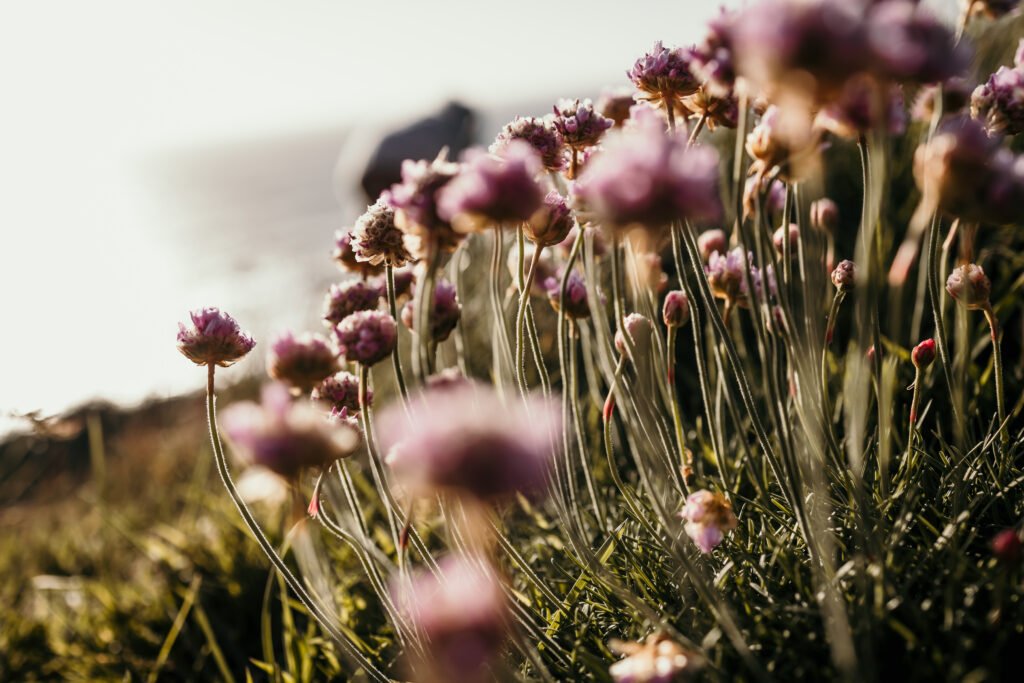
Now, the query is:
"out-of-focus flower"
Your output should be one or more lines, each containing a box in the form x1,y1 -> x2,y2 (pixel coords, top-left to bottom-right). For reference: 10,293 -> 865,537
438,142 -> 546,233
394,556 -> 508,683
628,41 -> 701,113
378,381 -> 559,501
911,338 -> 936,369
682,86 -> 739,131
911,78 -> 972,124
490,116 -> 565,172
913,116 -> 1024,225
322,280 -> 381,326
370,264 -> 416,301
525,191 -> 575,247
222,383 -> 359,480
267,332 -> 340,393
772,223 -> 799,254
831,260 -> 856,292
333,229 -> 385,278
351,198 -> 413,268
706,247 -> 752,304
680,489 -> 738,553
747,105 -> 818,183
577,109 -> 722,231
598,87 -> 637,127
425,367 -> 473,393
177,307 -> 255,367
697,229 -> 728,261
866,1 -> 970,84
663,290 -> 690,328
946,263 -> 992,310
401,279 -> 461,343
609,632 -> 698,683
692,9 -> 738,98
815,76 -> 906,139
546,269 -> 594,320
558,224 -> 607,258
992,529 -> 1022,564
384,152 -> 464,259
333,310 -> 397,367
971,61 -> 1024,136
615,313 -> 653,357
552,98 -> 613,150
638,252 -> 669,294
969,0 -> 1021,19
311,371 -> 366,415
742,176 -> 786,222
810,198 -> 839,233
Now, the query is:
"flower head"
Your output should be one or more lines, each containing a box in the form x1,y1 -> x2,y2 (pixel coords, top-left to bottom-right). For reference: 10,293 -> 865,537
706,247 -> 752,304
946,263 -> 992,311
615,313 -> 653,357
551,98 -> 613,150
810,198 -> 839,233
577,110 -> 722,230
221,383 -> 359,480
333,310 -> 397,367
831,259 -> 856,292
378,381 -> 560,501
311,371 -> 367,415
971,62 -> 1024,137
697,229 -> 728,262
814,76 -> 907,139
546,269 -> 594,320
267,332 -> 339,393
627,41 -> 701,109
438,142 -> 545,232
322,280 -> 381,326
692,9 -> 738,97
491,116 -> 565,172
609,632 -> 698,683
662,290 -> 690,328
525,191 -> 575,247
680,489 -> 737,553
597,87 -> 637,128
866,1 -> 969,84
683,86 -> 739,131
333,229 -> 384,278
384,152 -> 463,258
911,338 -> 936,369
746,105 -> 817,183
773,223 -> 800,255
911,77 -> 972,124
177,307 -> 255,367
401,279 -> 461,343
394,556 -> 508,683
351,198 -> 413,267
992,529 -> 1022,564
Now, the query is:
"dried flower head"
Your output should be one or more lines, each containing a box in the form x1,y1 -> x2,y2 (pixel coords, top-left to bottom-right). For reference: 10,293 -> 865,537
546,269 -> 594,320
311,371 -> 367,415
697,229 -> 728,262
663,290 -> 691,328
683,86 -> 739,131
971,62 -> 1024,137
946,263 -> 992,310
267,332 -> 339,393
394,556 -> 508,683
831,260 -> 856,292
438,142 -> 546,233
322,280 -> 381,326
333,229 -> 384,278
378,381 -> 560,502
609,632 -> 699,683
525,191 -> 575,247
491,116 -> 565,172
680,489 -> 738,553
177,307 -> 255,367
810,198 -> 839,233
350,198 -> 413,267
383,152 -> 464,258
597,87 -> 637,127
333,310 -> 397,367
401,279 -> 461,343
222,383 -> 359,480
628,41 -> 701,111
551,98 -> 613,150
911,338 -> 936,369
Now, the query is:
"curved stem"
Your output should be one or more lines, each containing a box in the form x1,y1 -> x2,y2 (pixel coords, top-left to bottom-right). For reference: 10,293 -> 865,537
821,290 -> 845,424
984,308 -> 1008,447
385,264 -> 409,405
515,235 -> 543,393
665,326 -> 688,491
687,112 -> 707,146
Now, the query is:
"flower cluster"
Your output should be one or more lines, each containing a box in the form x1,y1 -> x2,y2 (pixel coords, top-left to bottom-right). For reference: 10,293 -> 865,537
680,490 -> 738,553
177,307 -> 255,367
383,152 -> 463,258
627,41 -> 701,111
311,371 -> 367,415
971,40 -> 1024,137
401,278 -> 461,343
267,332 -> 339,393
333,310 -> 397,367
322,280 -> 381,326
350,198 -> 413,268
551,98 -> 613,151
490,116 -> 565,171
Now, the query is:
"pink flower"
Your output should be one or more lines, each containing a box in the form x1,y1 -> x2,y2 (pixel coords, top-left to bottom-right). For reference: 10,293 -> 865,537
680,490 -> 738,553
311,371 -> 367,415
333,310 -> 397,367
401,278 -> 462,343
946,263 -> 992,311
697,229 -> 728,262
662,290 -> 690,328
322,280 -> 382,326
911,338 -> 936,369
177,307 -> 255,367
267,331 -> 339,393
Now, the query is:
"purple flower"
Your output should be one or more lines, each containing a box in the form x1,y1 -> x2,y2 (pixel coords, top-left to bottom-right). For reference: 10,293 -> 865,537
370,264 -> 416,301
692,9 -> 738,98
814,76 -> 907,139
322,280 -> 382,326
831,259 -> 856,292
627,41 -> 701,108
383,152 -> 463,258
378,381 -> 559,502
810,198 -> 839,232
393,556 -> 507,683
333,310 -> 397,367
971,62 -> 1024,136
706,247 -> 752,304
267,331 -> 340,393
911,78 -> 973,124
866,1 -> 969,84
333,229 -> 384,278
576,111 -> 722,230
772,223 -> 799,255
609,633 -> 698,683
946,263 -> 992,311
992,529 -> 1022,564
221,383 -> 359,480
177,307 -> 255,367
551,98 -> 613,150
697,229 -> 728,262
437,141 -> 546,232
597,87 -> 637,127
742,176 -> 786,222
679,489 -> 737,553
490,116 -> 565,172
662,290 -> 690,328
545,269 -> 594,320
311,371 -> 367,415
350,198 -> 412,267
401,278 -> 462,343
524,190 -> 575,247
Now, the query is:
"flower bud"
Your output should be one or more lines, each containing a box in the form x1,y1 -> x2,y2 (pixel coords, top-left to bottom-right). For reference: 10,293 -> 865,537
831,260 -> 856,292
810,198 -> 839,233
662,290 -> 690,328
177,307 -> 255,367
351,198 -> 413,267
697,229 -> 728,262
911,338 -> 936,369
525,191 -> 575,247
679,489 -> 737,553
614,313 -> 653,356
267,332 -> 340,393
772,223 -> 799,255
946,263 -> 992,310
552,98 -> 614,150
992,529 -> 1022,564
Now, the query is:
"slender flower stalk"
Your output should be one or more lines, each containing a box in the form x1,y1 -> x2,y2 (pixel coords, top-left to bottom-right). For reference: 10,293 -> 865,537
906,339 -> 936,468
385,264 -> 410,404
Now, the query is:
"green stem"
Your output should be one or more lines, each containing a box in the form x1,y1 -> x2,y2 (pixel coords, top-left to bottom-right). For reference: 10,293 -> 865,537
665,326 -> 688,491
984,308 -> 1008,447
385,264 -> 409,405
822,290 -> 845,424
515,238 -> 543,393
